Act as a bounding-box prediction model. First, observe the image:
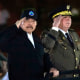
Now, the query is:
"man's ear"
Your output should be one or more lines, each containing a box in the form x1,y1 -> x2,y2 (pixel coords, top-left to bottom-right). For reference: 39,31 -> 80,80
53,18 -> 56,21
35,21 -> 37,26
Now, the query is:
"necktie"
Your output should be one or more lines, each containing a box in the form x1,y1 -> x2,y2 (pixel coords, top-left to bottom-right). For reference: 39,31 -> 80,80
65,33 -> 74,48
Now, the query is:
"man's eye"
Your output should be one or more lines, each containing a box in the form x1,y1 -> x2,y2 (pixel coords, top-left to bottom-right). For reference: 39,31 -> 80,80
32,20 -> 35,22
64,17 -> 67,18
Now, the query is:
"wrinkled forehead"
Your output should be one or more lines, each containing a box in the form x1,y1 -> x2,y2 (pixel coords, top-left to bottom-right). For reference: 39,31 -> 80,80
23,18 -> 37,24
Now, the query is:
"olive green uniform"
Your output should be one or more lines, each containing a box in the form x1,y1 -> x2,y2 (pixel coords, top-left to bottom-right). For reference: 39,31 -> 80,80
41,29 -> 80,78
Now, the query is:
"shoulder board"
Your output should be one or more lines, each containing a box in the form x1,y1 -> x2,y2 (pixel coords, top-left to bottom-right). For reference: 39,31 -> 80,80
69,28 -> 75,32
41,29 -> 49,39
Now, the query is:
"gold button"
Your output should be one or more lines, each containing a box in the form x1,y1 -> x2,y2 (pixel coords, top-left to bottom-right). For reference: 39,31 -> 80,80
75,40 -> 78,42
75,66 -> 77,69
75,57 -> 78,61
45,34 -> 47,37
63,37 -> 65,40
64,47 -> 67,50
74,49 -> 76,52
73,74 -> 76,77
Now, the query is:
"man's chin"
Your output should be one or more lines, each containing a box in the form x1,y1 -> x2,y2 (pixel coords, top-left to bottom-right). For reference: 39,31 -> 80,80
65,27 -> 70,31
26,30 -> 34,33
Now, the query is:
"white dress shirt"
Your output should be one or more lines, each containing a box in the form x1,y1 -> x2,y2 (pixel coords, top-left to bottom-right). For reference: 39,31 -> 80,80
27,33 -> 35,48
2,72 -> 9,80
52,27 -> 69,37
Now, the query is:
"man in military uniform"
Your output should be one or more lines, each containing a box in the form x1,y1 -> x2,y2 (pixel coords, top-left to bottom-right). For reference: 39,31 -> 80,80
41,5 -> 80,78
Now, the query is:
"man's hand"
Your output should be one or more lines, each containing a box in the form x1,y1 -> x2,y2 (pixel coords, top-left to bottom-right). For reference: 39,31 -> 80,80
49,68 -> 59,77
52,15 -> 63,28
15,17 -> 26,29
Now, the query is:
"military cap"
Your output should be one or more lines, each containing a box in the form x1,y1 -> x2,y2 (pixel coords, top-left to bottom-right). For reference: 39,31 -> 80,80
49,5 -> 72,19
20,8 -> 38,20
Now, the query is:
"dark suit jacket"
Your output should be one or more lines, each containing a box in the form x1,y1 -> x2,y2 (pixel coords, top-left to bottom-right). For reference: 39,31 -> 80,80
0,25 -> 53,80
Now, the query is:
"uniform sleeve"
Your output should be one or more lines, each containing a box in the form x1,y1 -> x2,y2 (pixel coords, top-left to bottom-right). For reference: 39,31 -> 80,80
41,29 -> 59,51
75,32 -> 80,66
43,52 -> 54,72
72,31 -> 80,67
0,24 -> 19,52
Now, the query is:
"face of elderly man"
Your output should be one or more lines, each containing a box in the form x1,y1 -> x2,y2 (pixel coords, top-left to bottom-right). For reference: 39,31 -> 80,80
20,18 -> 37,34
59,16 -> 72,32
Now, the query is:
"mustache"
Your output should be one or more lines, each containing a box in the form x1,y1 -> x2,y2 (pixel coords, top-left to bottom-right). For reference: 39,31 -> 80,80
26,26 -> 33,29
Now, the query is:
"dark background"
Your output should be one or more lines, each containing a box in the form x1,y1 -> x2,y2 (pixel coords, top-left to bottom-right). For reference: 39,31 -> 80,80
0,0 -> 80,36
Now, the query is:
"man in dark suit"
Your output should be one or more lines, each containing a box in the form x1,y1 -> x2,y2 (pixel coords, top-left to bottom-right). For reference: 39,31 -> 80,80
41,5 -> 80,78
0,9 -> 59,80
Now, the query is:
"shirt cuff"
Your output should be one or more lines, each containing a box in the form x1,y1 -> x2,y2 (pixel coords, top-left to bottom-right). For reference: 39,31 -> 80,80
52,27 -> 59,31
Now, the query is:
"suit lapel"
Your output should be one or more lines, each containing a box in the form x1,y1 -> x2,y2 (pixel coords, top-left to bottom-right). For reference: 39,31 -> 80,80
18,28 -> 35,48
33,33 -> 42,49
23,32 -> 35,48
32,33 -> 39,49
59,31 -> 71,46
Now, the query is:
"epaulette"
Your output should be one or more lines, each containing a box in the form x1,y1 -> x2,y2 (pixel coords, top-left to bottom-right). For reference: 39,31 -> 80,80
69,28 -> 75,32
40,29 -> 49,39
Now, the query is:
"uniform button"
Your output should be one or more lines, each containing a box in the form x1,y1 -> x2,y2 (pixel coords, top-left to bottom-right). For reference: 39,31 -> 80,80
64,47 -> 67,50
63,37 -> 65,40
74,49 -> 75,52
73,74 -> 76,77
45,34 -> 47,37
75,40 -> 78,42
75,57 -> 78,61
75,66 -> 77,69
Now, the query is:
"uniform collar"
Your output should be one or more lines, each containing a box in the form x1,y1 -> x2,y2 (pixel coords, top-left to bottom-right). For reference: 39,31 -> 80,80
59,28 -> 69,36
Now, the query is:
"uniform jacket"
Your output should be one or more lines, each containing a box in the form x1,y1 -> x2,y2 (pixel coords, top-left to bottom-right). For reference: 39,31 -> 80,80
41,29 -> 80,78
0,24 -> 53,80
